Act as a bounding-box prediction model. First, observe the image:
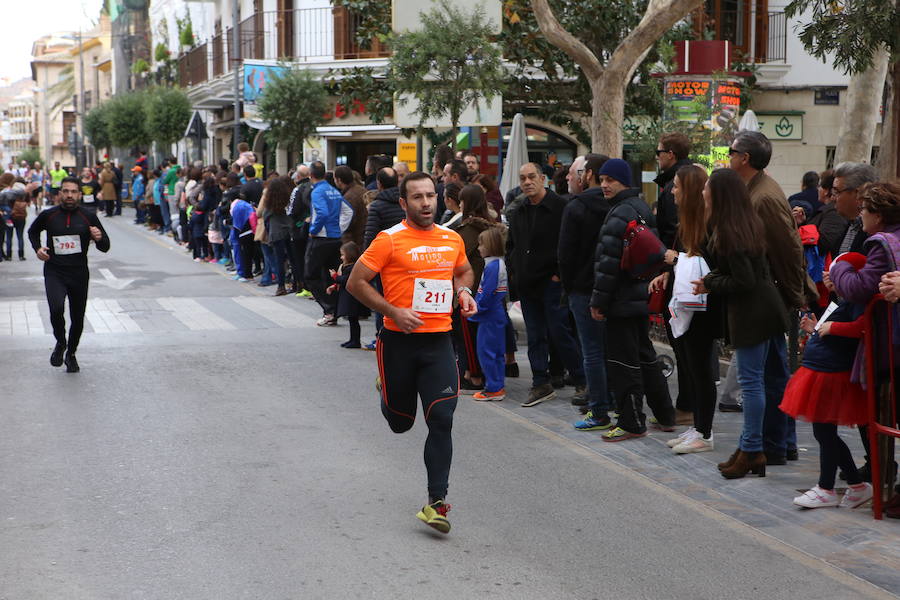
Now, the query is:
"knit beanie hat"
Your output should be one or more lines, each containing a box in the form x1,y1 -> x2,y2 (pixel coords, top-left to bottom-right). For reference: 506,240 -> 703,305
598,158 -> 632,187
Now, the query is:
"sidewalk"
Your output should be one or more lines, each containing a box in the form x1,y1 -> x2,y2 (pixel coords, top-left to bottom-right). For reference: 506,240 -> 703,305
487,366 -> 900,596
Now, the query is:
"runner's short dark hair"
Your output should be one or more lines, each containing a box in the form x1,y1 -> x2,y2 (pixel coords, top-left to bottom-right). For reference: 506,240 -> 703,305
243,165 -> 256,179
400,171 -> 435,199
60,176 -> 81,188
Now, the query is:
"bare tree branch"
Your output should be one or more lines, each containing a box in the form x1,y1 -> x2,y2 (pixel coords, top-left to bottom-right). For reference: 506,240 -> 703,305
530,0 -> 603,81
606,0 -> 704,82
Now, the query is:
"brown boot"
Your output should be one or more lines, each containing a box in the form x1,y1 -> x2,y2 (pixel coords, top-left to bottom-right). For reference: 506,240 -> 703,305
721,450 -> 766,479
718,448 -> 741,472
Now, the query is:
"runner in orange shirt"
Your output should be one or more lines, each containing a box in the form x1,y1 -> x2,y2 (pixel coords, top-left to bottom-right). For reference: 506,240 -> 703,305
348,171 -> 477,534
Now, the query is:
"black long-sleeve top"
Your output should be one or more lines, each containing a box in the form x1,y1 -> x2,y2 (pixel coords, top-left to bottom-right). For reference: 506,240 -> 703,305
28,206 -> 110,268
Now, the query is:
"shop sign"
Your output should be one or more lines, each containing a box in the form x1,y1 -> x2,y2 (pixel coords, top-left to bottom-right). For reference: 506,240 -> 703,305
397,143 -> 417,171
814,89 -> 840,105
757,114 -> 803,140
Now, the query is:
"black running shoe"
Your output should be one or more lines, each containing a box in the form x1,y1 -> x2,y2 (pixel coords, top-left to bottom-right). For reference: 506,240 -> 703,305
64,353 -> 80,373
50,343 -> 66,367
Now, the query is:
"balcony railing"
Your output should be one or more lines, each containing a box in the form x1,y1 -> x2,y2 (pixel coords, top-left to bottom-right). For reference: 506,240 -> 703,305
691,9 -> 788,63
765,12 -> 787,63
178,41 -> 209,87
177,7 -> 389,88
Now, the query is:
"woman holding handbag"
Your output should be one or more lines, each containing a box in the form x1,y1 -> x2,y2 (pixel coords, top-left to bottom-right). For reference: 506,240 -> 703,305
649,165 -> 723,453
693,168 -> 790,478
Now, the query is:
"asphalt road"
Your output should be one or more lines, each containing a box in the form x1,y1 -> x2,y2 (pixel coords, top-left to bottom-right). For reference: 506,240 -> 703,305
0,210 -> 893,599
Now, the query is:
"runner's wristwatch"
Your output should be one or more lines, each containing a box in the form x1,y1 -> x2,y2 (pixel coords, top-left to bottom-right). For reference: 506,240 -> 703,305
456,286 -> 473,298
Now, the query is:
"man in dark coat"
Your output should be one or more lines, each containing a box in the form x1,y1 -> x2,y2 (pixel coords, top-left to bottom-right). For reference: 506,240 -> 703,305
287,165 -> 312,294
363,167 -> 404,249
334,166 -> 367,248
591,158 -> 675,440
653,132 -> 693,249
506,162 -> 585,408
559,154 -> 612,429
787,171 -> 822,218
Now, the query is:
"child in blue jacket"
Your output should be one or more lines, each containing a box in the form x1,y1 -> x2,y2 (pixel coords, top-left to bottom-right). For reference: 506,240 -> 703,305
469,226 -> 508,401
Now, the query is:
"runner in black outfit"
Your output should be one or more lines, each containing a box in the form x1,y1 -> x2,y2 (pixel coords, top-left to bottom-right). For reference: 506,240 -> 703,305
28,177 -> 110,373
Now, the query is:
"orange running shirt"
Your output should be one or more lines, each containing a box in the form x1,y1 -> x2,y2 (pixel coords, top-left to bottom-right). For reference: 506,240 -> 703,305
359,220 -> 468,333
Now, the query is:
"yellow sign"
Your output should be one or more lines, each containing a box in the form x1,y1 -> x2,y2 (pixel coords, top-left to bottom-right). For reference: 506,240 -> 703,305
397,143 -> 417,171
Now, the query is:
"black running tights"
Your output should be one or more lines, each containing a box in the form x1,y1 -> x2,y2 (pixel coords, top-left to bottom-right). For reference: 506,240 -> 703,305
377,329 -> 459,500
813,422 -> 861,490
44,263 -> 89,354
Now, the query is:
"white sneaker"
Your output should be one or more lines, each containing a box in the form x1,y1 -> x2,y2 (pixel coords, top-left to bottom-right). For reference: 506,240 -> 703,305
673,433 -> 714,454
667,427 -> 699,448
794,486 -> 839,509
840,482 -> 873,509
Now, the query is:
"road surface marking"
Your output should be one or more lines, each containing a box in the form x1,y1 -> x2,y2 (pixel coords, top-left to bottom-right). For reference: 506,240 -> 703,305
0,300 -> 45,336
156,297 -> 235,331
233,296 -> 316,329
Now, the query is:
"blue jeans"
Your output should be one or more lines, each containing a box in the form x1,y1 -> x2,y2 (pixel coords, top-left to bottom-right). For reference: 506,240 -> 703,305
160,199 -> 171,231
736,335 -> 789,452
259,243 -> 275,285
568,293 -> 610,414
519,280 -> 584,388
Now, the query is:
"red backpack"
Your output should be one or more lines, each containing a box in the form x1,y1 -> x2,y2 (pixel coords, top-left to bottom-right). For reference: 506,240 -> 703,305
621,217 -> 667,280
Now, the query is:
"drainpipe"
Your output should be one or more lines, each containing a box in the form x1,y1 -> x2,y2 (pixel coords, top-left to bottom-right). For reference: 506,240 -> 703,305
232,0 -> 241,157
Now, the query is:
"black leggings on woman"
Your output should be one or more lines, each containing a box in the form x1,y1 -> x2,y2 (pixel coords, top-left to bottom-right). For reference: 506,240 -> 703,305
813,422 -> 861,489
677,314 -> 719,438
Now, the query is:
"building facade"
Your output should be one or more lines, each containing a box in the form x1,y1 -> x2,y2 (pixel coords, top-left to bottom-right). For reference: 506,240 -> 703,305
31,33 -> 77,169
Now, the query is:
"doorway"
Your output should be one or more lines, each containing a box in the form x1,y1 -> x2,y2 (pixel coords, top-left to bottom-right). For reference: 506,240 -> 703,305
333,139 -> 396,175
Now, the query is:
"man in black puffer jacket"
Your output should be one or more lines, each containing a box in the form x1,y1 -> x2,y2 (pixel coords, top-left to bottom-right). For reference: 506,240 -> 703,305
558,154 -> 612,429
363,167 -> 404,249
590,159 -> 675,441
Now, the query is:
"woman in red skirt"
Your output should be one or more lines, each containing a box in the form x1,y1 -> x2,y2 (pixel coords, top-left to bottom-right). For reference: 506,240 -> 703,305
780,255 -> 873,509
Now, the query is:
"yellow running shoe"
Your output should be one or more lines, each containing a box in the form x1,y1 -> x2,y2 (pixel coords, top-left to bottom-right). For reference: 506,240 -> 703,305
416,500 -> 451,533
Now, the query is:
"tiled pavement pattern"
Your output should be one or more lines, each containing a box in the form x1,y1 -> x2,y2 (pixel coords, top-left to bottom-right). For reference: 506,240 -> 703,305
0,295 -> 319,337
485,379 -> 900,595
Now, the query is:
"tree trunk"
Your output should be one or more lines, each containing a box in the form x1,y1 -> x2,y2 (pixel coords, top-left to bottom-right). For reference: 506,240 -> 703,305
875,59 -> 900,179
530,0 -> 703,157
592,76 -> 627,157
834,47 -> 890,165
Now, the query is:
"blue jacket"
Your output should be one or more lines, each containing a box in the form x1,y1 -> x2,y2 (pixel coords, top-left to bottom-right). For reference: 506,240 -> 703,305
309,180 -> 353,238
231,199 -> 254,235
132,174 -> 145,201
469,257 -> 507,324
154,177 -> 166,205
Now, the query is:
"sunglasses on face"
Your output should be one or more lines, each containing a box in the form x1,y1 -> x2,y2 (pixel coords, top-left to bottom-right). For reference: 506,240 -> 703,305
655,149 -> 672,156
728,148 -> 745,156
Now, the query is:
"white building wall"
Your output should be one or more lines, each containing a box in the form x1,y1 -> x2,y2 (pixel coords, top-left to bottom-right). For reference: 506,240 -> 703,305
150,0 -> 214,56
765,1 -> 850,88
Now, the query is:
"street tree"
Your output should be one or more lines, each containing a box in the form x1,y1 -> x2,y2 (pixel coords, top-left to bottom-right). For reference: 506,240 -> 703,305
389,1 -> 506,149
257,67 -> 329,154
146,87 -> 192,147
786,0 -> 898,172
84,101 -> 113,152
106,92 -> 151,149
529,0 -> 703,156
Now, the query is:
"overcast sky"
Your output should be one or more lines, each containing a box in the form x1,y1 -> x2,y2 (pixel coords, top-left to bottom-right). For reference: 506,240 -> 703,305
0,0 -> 104,83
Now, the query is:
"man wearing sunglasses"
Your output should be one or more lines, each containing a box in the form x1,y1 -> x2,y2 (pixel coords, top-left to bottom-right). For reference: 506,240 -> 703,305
653,133 -> 693,250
